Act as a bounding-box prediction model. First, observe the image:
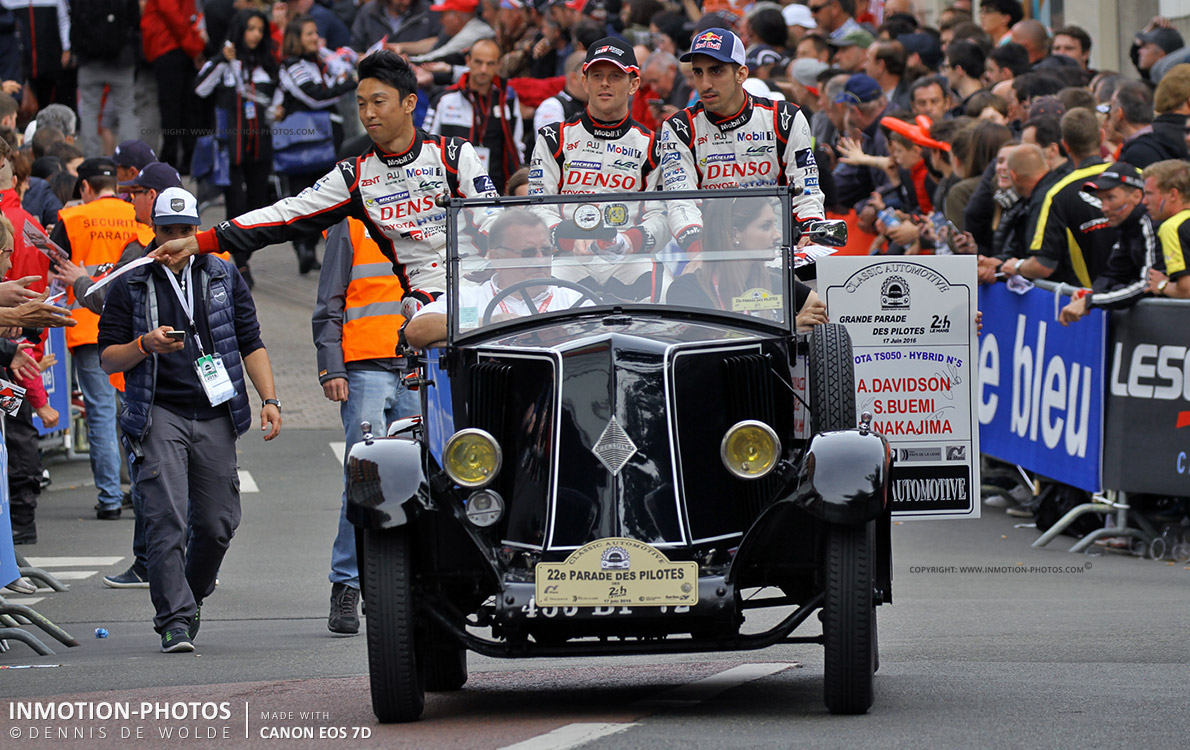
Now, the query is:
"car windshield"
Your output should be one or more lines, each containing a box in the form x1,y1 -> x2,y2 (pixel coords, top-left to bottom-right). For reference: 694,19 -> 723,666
446,188 -> 795,341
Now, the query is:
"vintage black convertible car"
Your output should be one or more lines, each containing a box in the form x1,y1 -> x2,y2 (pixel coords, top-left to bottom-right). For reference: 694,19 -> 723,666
346,188 -> 893,722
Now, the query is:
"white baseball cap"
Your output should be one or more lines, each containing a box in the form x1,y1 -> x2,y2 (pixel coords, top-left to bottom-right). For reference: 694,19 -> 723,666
152,187 -> 200,226
782,4 -> 817,29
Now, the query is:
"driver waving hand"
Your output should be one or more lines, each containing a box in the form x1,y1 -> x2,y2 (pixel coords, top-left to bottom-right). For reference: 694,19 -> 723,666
659,28 -> 825,247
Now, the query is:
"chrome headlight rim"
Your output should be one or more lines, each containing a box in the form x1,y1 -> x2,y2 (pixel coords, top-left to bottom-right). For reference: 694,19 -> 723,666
720,419 -> 782,480
465,488 -> 505,528
443,428 -> 503,488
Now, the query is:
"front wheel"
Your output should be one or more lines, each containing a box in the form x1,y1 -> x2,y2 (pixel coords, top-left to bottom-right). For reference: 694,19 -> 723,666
822,521 -> 876,715
421,621 -> 468,691
363,528 -> 425,722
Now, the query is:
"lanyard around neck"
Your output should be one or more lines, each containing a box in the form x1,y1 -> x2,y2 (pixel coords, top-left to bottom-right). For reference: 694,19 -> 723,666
163,257 -> 206,356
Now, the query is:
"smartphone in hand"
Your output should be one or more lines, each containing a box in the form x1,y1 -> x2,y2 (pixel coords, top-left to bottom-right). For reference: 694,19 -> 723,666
164,330 -> 186,342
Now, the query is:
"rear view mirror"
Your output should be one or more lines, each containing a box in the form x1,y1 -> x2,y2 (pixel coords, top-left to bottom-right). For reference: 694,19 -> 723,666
802,220 -> 848,247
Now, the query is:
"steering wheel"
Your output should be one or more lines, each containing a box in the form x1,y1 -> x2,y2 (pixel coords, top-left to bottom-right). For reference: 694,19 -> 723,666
481,278 -> 602,325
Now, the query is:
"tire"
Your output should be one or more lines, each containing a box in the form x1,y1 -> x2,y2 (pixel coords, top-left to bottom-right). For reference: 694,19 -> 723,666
809,323 -> 856,435
823,521 -> 875,715
363,528 -> 425,722
421,622 -> 468,691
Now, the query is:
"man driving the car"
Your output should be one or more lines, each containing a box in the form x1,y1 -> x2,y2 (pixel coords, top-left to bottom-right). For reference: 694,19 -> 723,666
404,210 -> 593,348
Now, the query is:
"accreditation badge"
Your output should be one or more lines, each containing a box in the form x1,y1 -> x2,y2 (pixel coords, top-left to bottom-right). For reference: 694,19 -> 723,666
194,354 -> 236,406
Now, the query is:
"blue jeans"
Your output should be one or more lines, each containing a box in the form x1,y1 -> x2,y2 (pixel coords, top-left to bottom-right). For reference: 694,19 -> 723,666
73,345 -> 123,509
329,367 -> 420,589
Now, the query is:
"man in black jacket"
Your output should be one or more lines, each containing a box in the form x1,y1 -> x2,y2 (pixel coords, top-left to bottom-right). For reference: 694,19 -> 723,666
1113,80 -> 1187,169
1059,162 -> 1161,324
351,0 -> 442,52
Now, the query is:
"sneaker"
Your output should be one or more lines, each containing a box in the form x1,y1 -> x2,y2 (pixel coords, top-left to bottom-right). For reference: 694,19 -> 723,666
103,566 -> 149,588
161,628 -> 195,653
121,492 -> 134,510
328,582 -> 360,634
95,503 -> 122,520
3,577 -> 38,595
189,603 -> 201,640
40,469 -> 51,489
983,493 -> 1010,508
1005,506 -> 1035,518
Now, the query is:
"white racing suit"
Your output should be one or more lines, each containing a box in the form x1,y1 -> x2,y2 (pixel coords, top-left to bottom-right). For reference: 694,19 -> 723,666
195,131 -> 498,297
527,111 -> 698,300
658,93 -> 825,245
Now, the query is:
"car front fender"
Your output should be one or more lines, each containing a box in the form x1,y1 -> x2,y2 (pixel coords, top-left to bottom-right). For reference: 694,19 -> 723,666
788,429 -> 890,525
345,437 -> 424,530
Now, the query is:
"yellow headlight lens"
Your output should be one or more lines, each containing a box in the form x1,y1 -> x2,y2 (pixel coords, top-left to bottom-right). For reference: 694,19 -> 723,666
720,420 -> 781,479
443,429 -> 502,488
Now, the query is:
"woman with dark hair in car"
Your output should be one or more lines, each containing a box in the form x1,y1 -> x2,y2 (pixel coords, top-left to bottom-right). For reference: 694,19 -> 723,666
666,197 -> 827,330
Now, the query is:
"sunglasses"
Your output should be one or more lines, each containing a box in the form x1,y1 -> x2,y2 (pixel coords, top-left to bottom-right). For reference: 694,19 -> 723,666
491,244 -> 553,257
809,2 -> 833,12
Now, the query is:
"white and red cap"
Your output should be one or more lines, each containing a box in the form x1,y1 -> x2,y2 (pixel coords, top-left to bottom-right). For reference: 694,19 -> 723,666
681,28 -> 746,67
582,37 -> 639,74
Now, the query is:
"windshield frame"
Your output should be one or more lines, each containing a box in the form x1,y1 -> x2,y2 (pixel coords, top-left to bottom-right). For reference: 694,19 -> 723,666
444,186 -> 797,345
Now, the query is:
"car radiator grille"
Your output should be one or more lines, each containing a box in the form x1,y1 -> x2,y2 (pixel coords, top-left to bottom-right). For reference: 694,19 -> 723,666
723,352 -> 782,525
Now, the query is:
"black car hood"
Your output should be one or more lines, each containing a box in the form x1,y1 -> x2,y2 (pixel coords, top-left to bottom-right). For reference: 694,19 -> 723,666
472,314 -> 783,353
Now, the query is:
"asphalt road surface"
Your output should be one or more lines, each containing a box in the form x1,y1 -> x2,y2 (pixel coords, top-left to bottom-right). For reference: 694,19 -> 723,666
2,241 -> 1188,749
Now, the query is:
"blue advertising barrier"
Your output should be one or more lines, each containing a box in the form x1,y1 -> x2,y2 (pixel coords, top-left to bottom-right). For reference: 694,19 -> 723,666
33,327 -> 70,437
0,440 -> 19,587
976,283 -> 1106,492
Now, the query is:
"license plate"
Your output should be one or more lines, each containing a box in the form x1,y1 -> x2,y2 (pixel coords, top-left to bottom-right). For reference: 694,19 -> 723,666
535,537 -> 699,607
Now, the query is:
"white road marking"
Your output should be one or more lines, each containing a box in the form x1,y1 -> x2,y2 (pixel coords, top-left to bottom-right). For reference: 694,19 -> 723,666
17,597 -> 44,605
500,663 -> 796,750
330,441 -> 346,465
498,722 -> 639,750
47,571 -> 97,581
636,662 -> 796,707
238,470 -> 258,493
22,556 -> 124,567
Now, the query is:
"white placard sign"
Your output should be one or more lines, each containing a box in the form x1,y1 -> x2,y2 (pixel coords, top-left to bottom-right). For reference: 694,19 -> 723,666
817,256 -> 981,519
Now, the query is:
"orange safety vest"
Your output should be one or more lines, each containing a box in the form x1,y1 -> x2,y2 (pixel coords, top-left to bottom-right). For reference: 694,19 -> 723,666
342,217 -> 405,363
59,197 -> 142,350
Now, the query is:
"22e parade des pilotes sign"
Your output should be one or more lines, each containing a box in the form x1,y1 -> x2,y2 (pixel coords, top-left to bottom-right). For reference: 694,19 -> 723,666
819,257 -> 981,519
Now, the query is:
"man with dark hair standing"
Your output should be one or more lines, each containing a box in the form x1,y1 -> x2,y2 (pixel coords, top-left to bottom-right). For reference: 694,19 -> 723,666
865,40 -> 911,110
152,51 -> 498,309
50,158 -> 142,521
425,38 -> 524,194
660,28 -> 824,246
1113,80 -> 1186,168
945,40 -> 986,117
1052,25 -> 1092,72
985,42 -> 1029,85
909,76 -> 953,124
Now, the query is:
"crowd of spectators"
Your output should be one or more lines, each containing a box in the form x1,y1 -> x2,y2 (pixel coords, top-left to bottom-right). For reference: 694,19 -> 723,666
3,0 -> 1190,555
